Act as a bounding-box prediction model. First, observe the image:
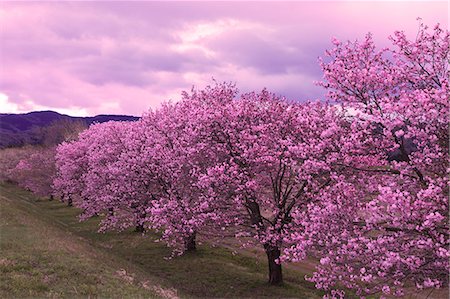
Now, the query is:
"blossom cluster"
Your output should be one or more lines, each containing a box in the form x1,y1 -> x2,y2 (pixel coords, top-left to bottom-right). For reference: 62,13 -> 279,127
293,22 -> 449,297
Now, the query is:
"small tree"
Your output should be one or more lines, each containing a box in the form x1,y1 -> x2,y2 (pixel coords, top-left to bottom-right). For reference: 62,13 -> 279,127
0,146 -> 35,183
9,146 -> 56,198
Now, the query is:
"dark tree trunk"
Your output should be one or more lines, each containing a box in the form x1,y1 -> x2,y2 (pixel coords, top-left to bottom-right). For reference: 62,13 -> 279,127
134,224 -> 145,233
247,200 -> 263,228
134,211 -> 146,233
245,199 -> 283,284
67,196 -> 73,207
264,244 -> 283,285
184,232 -> 196,252
49,194 -> 54,201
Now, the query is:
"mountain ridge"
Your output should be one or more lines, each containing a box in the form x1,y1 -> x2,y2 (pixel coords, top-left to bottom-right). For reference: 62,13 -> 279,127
0,110 -> 139,148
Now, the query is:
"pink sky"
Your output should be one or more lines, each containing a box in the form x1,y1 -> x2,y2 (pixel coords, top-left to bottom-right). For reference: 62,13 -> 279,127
0,1 -> 447,116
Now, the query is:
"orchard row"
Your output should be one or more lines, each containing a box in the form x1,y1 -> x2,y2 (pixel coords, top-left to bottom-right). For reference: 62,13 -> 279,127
3,23 -> 448,298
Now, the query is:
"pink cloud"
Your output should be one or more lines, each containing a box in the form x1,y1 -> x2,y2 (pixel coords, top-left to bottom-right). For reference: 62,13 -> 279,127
0,1 -> 447,116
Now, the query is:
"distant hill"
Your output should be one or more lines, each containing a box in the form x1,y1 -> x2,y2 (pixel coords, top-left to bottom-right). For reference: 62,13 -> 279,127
0,111 -> 139,148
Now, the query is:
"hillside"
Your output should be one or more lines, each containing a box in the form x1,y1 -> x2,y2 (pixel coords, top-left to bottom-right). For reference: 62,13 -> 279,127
0,111 -> 139,148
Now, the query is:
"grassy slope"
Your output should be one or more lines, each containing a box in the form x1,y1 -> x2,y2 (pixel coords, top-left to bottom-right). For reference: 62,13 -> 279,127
0,188 -> 165,298
0,183 -> 323,298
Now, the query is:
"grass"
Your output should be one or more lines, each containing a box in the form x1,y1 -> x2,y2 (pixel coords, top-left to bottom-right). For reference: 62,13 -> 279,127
0,183 -> 323,298
0,186 -> 162,298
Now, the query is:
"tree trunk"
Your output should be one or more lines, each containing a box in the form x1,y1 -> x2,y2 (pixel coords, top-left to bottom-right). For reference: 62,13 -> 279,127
246,199 -> 282,284
264,244 -> 283,285
247,200 -> 263,228
134,224 -> 145,233
67,196 -> 73,207
134,211 -> 146,233
49,194 -> 54,201
184,232 -> 196,252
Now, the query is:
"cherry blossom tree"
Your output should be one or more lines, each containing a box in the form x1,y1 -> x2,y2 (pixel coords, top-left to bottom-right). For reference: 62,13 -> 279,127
8,146 -> 56,198
53,127 -> 94,206
54,84 -> 238,253
108,119 -> 159,233
0,146 -> 35,183
3,121 -> 86,199
78,121 -> 144,231
194,88 -> 347,285
285,22 -> 449,297
140,83 -> 240,255
53,120 -> 149,231
49,22 -> 448,293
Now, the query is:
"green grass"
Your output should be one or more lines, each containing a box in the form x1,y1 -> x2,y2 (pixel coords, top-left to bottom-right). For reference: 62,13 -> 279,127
0,183 -> 323,298
0,186 -> 162,298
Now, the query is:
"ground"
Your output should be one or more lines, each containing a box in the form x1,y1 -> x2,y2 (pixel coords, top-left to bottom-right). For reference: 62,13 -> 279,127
2,183 -> 445,298
0,183 -> 323,298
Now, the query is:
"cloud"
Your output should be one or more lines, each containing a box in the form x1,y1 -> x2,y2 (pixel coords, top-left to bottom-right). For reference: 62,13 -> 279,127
0,92 -> 88,116
0,1 -> 447,116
